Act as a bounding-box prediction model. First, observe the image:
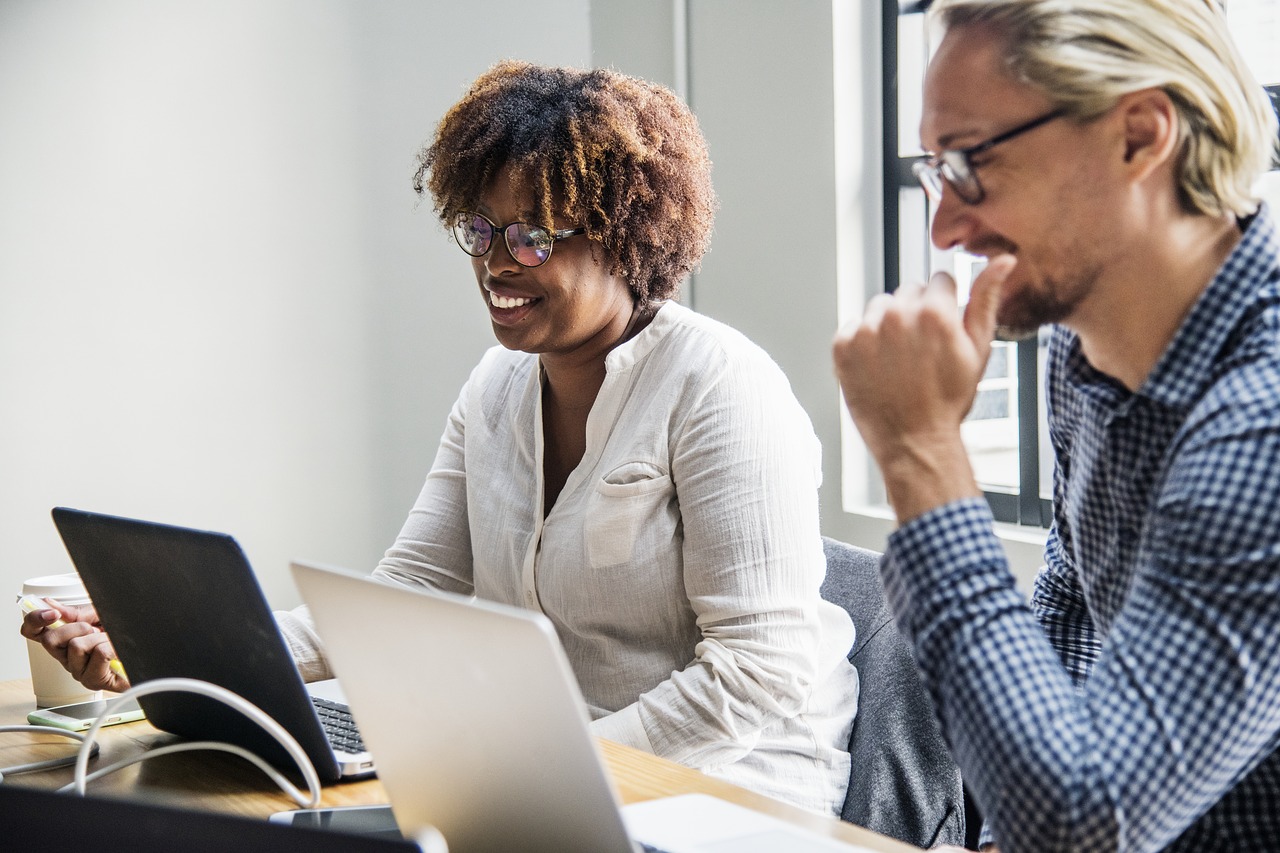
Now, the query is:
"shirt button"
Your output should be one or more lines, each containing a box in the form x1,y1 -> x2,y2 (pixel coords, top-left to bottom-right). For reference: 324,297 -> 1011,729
525,591 -> 535,605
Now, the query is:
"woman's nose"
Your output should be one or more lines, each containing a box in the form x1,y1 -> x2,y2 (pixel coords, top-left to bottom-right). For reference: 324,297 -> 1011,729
484,231 -> 521,273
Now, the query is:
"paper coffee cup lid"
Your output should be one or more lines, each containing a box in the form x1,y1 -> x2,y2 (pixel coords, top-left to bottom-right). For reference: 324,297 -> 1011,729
22,572 -> 87,598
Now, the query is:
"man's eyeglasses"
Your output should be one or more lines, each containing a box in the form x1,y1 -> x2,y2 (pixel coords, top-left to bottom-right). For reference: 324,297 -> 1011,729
912,109 -> 1065,205
452,211 -> 586,267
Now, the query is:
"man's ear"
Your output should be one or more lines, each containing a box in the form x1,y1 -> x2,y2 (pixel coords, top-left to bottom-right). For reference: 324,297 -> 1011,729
1118,88 -> 1179,179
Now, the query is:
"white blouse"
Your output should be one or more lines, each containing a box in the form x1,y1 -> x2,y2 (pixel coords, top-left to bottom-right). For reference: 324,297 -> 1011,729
279,301 -> 859,814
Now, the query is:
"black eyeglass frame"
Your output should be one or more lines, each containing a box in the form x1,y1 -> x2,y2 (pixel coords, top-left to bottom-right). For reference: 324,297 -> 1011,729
452,210 -> 587,267
912,108 -> 1066,205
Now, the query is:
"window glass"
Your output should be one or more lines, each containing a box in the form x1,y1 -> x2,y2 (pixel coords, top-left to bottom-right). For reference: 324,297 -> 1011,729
1227,1 -> 1280,85
953,254 -> 1020,493
897,12 -> 926,158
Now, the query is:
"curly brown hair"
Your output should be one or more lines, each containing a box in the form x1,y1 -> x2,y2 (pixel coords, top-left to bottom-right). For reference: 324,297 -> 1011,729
413,60 -> 718,304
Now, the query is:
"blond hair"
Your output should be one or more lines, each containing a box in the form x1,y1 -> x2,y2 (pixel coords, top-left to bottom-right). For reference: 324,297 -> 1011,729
929,0 -> 1279,217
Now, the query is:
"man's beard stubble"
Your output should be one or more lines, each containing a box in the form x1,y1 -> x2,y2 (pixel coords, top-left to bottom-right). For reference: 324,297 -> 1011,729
992,265 -> 1097,342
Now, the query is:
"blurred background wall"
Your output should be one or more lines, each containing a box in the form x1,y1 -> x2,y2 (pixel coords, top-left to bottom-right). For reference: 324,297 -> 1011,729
0,0 -> 879,679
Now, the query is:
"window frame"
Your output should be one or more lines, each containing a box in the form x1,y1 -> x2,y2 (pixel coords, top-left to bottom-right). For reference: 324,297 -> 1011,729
883,0 -> 1052,527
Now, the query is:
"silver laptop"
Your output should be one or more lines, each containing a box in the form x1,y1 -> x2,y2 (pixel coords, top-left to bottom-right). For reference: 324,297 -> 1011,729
50,507 -> 373,783
290,560 -> 876,853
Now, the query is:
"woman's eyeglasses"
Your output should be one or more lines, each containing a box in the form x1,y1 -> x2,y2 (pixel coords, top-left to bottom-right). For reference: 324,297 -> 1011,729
912,109 -> 1065,205
452,211 -> 586,267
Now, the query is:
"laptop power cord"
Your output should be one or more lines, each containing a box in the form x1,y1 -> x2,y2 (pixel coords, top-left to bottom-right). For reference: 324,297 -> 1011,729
0,725 -> 100,781
1,677 -> 321,809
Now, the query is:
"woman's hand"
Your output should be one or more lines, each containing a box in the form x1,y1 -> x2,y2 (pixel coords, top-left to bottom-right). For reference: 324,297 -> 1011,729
19,600 -> 130,692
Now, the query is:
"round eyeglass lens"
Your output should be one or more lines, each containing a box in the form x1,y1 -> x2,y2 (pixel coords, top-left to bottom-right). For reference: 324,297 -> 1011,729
506,224 -> 554,266
939,153 -> 981,203
913,161 -> 944,201
453,214 -> 493,256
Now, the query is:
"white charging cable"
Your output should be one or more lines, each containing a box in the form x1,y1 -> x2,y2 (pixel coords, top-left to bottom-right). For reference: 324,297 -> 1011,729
64,677 -> 322,808
0,724 -> 100,782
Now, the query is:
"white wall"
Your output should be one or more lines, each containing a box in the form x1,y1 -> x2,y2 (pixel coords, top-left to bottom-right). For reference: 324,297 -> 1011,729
685,0 -> 877,548
593,0 -> 886,544
0,0 -> 589,680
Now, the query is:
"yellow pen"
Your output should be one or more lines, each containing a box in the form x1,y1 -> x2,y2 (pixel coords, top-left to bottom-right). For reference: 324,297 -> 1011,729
16,594 -> 128,678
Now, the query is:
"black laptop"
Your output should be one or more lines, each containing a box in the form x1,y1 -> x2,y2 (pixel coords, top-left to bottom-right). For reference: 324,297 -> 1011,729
0,785 -> 417,852
50,506 -> 374,783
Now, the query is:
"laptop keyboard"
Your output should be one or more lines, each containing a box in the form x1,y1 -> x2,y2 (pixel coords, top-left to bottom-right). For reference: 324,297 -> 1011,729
312,695 -> 368,754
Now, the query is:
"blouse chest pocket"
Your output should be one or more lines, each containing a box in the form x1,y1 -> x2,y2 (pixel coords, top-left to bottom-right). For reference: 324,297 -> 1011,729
585,461 -> 675,569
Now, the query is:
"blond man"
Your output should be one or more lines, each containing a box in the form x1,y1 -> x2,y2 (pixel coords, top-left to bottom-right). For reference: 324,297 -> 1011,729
835,1 -> 1280,850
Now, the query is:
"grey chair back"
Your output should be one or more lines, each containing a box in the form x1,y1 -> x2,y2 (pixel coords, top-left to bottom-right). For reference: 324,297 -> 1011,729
821,536 -> 965,848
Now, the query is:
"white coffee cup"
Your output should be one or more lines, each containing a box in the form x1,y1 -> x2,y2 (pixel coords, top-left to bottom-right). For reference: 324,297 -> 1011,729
21,572 -> 103,708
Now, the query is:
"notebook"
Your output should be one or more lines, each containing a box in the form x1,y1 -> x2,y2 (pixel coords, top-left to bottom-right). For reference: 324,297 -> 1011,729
290,559 -> 876,853
49,506 -> 374,783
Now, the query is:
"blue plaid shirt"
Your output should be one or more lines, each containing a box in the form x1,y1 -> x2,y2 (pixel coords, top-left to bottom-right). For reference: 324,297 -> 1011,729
882,204 -> 1280,853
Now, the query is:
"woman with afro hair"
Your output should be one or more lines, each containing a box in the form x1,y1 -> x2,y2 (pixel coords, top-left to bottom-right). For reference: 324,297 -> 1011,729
38,60 -> 861,816
296,59 -> 859,815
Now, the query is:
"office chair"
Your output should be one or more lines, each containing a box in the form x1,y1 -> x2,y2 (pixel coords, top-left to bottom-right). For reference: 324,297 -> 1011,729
821,536 -> 966,848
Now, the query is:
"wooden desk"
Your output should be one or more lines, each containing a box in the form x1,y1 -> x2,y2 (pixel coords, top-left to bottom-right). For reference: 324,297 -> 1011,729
0,679 -> 918,851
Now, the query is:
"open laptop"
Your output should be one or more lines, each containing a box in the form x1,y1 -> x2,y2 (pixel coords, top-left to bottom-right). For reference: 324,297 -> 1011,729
50,507 -> 374,783
290,559 -> 877,853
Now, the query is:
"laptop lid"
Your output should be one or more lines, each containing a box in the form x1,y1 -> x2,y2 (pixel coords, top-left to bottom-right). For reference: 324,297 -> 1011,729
290,560 -> 636,853
50,507 -> 353,782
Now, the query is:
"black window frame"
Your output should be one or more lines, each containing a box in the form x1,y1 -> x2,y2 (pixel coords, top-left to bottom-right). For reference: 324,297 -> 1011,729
883,0 -> 1052,527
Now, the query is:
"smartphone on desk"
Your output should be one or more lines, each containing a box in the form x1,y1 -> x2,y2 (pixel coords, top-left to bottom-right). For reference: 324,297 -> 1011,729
270,805 -> 402,839
27,696 -> 145,732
